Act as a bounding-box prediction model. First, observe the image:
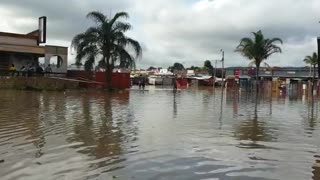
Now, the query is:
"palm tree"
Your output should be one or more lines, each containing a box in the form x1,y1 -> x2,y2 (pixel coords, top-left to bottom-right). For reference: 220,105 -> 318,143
304,52 -> 318,80
72,11 -> 142,89
304,52 -> 318,94
235,30 -> 282,88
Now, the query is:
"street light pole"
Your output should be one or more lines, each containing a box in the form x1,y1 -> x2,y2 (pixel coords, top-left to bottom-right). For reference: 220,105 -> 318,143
221,49 -> 225,89
214,60 -> 217,79
213,60 -> 219,88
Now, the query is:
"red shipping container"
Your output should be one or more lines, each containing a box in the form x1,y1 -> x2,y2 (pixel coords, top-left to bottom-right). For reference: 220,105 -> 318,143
176,78 -> 188,89
95,72 -> 130,89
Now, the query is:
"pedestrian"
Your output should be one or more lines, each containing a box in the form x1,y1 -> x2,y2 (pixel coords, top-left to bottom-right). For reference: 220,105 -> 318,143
36,65 -> 44,76
142,75 -> 146,90
9,64 -> 16,76
27,63 -> 35,77
173,76 -> 177,90
45,64 -> 52,73
138,74 -> 146,90
20,66 -> 27,76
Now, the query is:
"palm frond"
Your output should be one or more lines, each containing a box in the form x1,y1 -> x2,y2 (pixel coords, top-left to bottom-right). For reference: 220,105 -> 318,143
84,54 -> 95,72
235,30 -> 282,67
87,11 -> 106,23
269,37 -> 283,44
304,53 -> 318,66
113,45 -> 136,69
126,38 -> 142,58
112,22 -> 131,33
109,12 -> 129,27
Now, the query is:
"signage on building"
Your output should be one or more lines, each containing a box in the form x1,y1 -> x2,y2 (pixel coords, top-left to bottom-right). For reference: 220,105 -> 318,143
38,16 -> 47,43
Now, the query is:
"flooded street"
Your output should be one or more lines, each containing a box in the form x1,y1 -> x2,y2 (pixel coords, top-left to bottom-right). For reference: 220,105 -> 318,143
0,87 -> 319,180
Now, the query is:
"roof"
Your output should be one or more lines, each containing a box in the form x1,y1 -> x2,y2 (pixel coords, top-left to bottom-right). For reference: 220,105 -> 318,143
0,32 -> 38,40
189,75 -> 212,80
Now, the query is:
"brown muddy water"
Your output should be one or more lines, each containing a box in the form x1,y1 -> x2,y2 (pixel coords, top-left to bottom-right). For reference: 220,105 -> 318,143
0,87 -> 319,180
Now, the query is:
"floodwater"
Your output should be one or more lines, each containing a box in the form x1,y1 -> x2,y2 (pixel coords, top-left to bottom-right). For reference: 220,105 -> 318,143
0,87 -> 319,180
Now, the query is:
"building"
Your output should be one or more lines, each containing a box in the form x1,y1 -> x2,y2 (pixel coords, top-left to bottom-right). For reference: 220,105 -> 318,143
225,67 -> 316,79
0,17 -> 68,75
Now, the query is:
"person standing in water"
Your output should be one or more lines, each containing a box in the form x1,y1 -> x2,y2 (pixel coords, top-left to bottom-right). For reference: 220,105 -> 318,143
139,74 -> 146,90
173,75 -> 177,90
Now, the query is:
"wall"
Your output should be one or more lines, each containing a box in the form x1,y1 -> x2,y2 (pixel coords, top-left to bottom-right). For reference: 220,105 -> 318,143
95,72 -> 130,89
44,46 -> 68,73
0,77 -> 79,90
67,70 -> 91,79
0,36 -> 37,46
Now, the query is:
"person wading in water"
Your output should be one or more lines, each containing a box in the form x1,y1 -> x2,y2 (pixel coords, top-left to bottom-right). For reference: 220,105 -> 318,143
138,74 -> 146,90
173,75 -> 177,90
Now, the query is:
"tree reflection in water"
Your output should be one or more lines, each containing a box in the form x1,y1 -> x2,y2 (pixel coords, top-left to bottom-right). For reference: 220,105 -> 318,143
67,91 -> 131,169
234,92 -> 277,147
12,91 -> 46,158
307,97 -> 318,131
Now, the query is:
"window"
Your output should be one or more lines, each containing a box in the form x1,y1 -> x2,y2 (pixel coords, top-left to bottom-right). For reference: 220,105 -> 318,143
50,55 -> 63,68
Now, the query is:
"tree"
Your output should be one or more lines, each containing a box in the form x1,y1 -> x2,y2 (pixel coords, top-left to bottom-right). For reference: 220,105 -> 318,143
235,30 -> 282,88
204,60 -> 213,75
71,11 -> 142,89
187,66 -> 200,71
168,62 -> 185,72
304,52 -> 318,86
147,66 -> 157,71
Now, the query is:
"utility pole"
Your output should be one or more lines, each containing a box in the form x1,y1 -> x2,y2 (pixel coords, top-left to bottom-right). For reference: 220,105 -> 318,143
213,60 -> 219,88
214,60 -> 218,78
317,37 -> 320,80
221,49 -> 225,89
316,21 -> 320,96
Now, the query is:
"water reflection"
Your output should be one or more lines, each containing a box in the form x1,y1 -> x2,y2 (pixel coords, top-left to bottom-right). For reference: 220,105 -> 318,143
0,89 -> 319,179
308,100 -> 317,130
234,92 -> 277,148
173,90 -> 177,118
67,92 -> 130,165
313,155 -> 320,180
234,113 -> 275,143
226,90 -> 239,117
302,96 -> 319,135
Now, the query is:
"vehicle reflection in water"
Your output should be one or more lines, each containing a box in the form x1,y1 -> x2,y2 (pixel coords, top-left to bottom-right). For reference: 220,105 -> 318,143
0,87 -> 319,180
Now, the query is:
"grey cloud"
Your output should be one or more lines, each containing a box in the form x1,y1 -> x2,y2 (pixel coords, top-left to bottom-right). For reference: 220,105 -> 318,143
0,0 -> 133,41
135,0 -> 320,67
0,0 -> 319,67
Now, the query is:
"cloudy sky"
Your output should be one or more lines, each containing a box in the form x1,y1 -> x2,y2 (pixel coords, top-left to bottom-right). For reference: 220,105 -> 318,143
0,0 -> 319,68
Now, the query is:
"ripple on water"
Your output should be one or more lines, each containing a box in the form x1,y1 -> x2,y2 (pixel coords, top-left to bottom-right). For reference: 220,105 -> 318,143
0,89 -> 319,180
